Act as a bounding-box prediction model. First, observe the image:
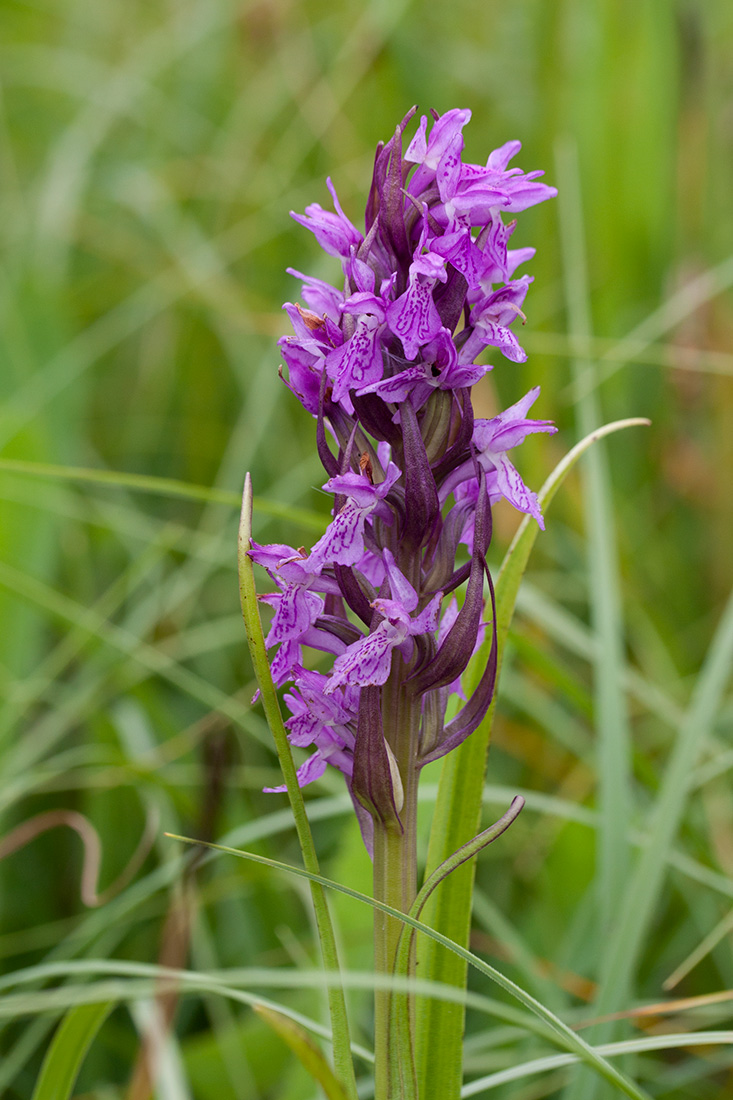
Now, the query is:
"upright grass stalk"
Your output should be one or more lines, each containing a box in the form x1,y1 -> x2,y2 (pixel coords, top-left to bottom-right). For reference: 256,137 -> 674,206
556,134 -> 634,1100
372,816 -> 416,1100
371,649 -> 423,1100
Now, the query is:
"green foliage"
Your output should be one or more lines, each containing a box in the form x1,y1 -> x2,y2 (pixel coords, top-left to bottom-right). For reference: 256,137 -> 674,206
165,836 -> 651,1100
1,1 -> 733,1098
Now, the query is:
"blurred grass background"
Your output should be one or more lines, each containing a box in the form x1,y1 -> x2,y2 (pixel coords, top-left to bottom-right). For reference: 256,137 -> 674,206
1,0 -> 732,1097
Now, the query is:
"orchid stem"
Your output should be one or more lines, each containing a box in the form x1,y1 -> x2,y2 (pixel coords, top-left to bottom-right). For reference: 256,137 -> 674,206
373,658 -> 421,1100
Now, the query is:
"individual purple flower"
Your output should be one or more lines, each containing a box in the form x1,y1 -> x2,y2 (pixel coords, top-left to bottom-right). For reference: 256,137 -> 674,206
458,277 -> 533,365
249,542 -> 344,684
449,140 -> 557,219
443,387 -> 558,529
277,300 -> 342,416
287,268 -> 344,323
264,668 -> 358,791
474,384 -> 558,524
326,550 -> 443,692
304,462 -> 400,573
405,108 -> 472,198
257,586 -> 323,649
290,178 -> 362,259
250,542 -> 334,645
386,231 -> 447,359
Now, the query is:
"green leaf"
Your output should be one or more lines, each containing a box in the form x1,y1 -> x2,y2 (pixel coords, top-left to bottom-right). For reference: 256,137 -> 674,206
415,417 -> 650,1100
253,1003 -> 350,1100
31,1001 -> 113,1100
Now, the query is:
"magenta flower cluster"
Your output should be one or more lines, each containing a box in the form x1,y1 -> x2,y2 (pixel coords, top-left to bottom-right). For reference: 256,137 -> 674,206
251,108 -> 557,844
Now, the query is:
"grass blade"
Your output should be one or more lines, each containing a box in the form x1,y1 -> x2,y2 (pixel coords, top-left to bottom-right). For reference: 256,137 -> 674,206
0,457 -> 325,531
461,1031 -> 733,1095
30,1001 -> 113,1100
557,135 -> 632,931
253,1003 -> 350,1100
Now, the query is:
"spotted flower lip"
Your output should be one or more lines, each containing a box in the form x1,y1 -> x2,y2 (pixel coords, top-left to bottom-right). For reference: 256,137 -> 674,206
251,108 -> 556,846
326,295 -> 388,402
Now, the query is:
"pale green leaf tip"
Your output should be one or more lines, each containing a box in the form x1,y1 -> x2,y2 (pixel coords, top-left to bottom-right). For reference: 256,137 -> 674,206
240,471 -> 253,550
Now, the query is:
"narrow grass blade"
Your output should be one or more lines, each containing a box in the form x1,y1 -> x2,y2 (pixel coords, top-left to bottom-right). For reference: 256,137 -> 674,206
165,834 -> 651,1100
253,1003 -> 350,1100
237,474 -> 358,1100
461,1031 -> 733,1096
415,417 -> 649,1100
663,905 -> 733,990
30,1001 -> 113,1100
0,457 -> 325,531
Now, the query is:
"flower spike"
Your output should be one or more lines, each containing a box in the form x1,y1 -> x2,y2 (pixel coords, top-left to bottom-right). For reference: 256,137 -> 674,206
254,109 -> 556,842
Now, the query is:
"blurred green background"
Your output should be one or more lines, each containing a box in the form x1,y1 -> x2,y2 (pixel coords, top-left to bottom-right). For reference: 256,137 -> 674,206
1,1 -> 732,1097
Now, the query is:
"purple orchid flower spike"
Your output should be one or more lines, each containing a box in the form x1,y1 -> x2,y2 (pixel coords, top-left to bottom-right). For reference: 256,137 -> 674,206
251,108 -> 556,856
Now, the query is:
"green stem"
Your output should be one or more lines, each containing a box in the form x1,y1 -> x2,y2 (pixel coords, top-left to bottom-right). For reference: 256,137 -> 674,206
238,475 -> 358,1100
373,654 -> 421,1100
373,821 -> 410,1100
